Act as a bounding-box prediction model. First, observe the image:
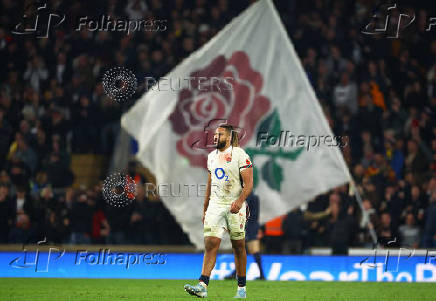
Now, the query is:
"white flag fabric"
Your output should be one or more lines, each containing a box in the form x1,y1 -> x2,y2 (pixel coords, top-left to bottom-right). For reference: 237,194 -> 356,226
121,0 -> 351,249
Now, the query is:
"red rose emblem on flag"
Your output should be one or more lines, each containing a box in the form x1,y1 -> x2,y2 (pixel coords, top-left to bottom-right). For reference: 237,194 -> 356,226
169,51 -> 271,168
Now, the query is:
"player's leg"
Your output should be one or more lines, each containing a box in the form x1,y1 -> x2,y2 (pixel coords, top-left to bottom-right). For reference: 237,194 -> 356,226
228,203 -> 247,298
245,209 -> 265,280
185,236 -> 221,298
231,238 -> 247,281
185,205 -> 226,298
201,235 -> 222,279
247,239 -> 265,279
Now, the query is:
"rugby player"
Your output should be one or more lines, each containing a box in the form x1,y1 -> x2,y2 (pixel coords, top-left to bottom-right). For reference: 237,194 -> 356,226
184,124 -> 253,298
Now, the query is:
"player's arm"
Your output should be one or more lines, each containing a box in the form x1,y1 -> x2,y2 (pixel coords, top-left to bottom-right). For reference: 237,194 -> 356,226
202,172 -> 211,223
230,167 -> 253,214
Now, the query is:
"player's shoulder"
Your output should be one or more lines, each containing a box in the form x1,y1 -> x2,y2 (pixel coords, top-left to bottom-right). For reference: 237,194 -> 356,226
233,146 -> 249,156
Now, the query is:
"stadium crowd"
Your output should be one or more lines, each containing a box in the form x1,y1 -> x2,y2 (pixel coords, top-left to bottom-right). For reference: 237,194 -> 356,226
0,0 -> 435,253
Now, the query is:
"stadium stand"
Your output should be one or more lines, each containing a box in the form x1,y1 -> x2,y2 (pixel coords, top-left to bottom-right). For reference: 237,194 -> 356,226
0,0 -> 435,254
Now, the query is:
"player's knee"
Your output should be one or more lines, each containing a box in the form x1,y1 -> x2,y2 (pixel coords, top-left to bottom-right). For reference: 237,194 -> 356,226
231,240 -> 245,254
205,237 -> 220,252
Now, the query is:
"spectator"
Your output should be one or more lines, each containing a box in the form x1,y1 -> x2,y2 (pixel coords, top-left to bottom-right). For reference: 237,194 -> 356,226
0,108 -> 12,168
11,185 -> 35,222
42,139 -> 74,188
105,203 -> 132,244
72,96 -> 98,153
99,99 -> 121,154
405,139 -> 429,183
423,191 -> 436,248
333,72 -> 358,114
14,137 -> 37,174
129,185 -> 153,244
391,138 -> 405,179
377,212 -> 399,247
0,183 -> 13,242
399,213 -> 420,248
7,156 -> 31,188
325,197 -> 357,255
282,208 -> 304,254
23,56 -> 48,93
8,213 -> 37,244
69,192 -> 93,244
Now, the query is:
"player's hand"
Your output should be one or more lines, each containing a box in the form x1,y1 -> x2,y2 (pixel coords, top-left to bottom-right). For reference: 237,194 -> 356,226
230,201 -> 242,214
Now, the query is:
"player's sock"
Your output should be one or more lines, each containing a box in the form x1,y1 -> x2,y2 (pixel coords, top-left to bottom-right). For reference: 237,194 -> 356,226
199,274 -> 210,286
237,275 -> 246,287
253,252 -> 265,278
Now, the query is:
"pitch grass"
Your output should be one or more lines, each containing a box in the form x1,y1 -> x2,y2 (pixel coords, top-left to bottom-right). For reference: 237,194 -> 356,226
0,278 -> 435,301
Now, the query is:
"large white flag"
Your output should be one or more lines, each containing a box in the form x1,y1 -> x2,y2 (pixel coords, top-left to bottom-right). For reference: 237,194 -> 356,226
121,0 -> 351,249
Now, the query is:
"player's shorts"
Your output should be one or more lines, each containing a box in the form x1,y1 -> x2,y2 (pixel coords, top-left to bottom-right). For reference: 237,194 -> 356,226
245,194 -> 259,241
245,217 -> 259,241
204,201 -> 246,240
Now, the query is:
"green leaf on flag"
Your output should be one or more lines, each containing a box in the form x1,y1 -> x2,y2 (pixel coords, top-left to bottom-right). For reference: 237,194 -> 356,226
261,158 -> 283,191
257,109 -> 281,147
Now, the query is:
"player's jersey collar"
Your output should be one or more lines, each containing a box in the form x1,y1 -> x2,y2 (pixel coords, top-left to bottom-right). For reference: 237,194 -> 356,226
217,145 -> 232,153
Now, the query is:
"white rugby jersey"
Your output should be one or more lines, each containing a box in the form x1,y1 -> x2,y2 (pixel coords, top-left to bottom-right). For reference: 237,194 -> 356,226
207,146 -> 252,205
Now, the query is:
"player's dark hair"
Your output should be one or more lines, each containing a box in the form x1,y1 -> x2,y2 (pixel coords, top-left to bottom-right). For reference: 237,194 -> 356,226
219,124 -> 239,147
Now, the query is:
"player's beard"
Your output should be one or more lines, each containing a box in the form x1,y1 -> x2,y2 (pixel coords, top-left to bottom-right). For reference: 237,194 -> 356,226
216,139 -> 227,150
